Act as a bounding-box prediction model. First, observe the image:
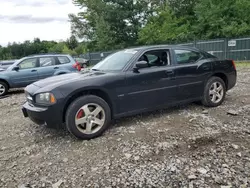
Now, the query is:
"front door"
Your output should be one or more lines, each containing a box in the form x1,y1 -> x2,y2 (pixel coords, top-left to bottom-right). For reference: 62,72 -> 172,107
121,49 -> 178,113
9,57 -> 39,87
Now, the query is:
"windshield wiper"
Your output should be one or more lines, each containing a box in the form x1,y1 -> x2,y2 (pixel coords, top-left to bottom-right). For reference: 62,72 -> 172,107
91,68 -> 100,71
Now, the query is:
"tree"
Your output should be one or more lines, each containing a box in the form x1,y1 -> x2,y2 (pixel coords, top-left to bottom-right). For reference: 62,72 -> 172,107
48,42 -> 65,53
194,0 -> 250,39
138,6 -> 191,45
66,35 -> 78,50
75,43 -> 87,55
69,0 -> 157,51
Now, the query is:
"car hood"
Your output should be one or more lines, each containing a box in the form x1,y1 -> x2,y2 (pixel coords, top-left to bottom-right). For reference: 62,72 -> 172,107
32,71 -> 106,88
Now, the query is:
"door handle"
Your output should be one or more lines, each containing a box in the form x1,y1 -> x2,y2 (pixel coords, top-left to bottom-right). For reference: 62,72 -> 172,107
165,70 -> 174,75
31,70 -> 37,72
54,67 -> 59,69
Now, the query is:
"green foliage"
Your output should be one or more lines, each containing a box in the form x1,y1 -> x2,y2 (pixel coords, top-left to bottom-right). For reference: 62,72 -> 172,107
194,0 -> 250,39
1,0 -> 250,60
70,0 -> 159,51
138,6 -> 192,45
75,43 -> 87,55
66,35 -> 78,50
70,0 -> 250,49
0,38 -> 83,60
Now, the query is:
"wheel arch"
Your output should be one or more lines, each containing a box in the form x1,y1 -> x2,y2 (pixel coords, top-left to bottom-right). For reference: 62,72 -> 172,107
0,79 -> 10,89
62,88 -> 114,123
54,70 -> 71,76
211,72 -> 228,90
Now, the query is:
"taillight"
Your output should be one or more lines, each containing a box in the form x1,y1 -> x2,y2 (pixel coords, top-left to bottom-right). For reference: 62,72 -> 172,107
231,60 -> 236,70
73,61 -> 81,71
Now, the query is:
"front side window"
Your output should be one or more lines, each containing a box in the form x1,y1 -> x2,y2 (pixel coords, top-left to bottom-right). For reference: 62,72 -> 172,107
138,50 -> 170,67
18,58 -> 37,69
92,50 -> 138,71
174,50 -> 201,64
39,57 -> 56,67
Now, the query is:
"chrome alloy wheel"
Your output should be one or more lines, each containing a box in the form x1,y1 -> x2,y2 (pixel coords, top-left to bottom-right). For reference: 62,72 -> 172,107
0,84 -> 6,95
75,103 -> 105,134
209,82 -> 224,103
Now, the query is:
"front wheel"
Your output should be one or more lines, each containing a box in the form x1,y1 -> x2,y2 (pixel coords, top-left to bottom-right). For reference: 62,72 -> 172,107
65,95 -> 111,140
0,81 -> 8,96
202,77 -> 226,107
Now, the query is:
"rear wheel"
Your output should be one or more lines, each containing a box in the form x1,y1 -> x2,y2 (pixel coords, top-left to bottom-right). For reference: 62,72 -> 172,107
65,95 -> 111,140
202,77 -> 226,107
0,81 -> 8,96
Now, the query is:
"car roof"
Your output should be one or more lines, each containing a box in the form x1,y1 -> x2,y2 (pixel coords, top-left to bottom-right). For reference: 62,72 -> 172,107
125,45 -> 199,51
26,53 -> 70,58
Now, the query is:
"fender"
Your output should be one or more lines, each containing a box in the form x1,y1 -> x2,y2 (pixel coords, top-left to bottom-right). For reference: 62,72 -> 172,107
0,74 -> 13,87
53,70 -> 72,75
62,86 -> 116,119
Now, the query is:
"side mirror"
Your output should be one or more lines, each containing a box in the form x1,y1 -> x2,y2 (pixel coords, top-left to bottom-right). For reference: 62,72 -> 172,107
133,61 -> 148,72
13,66 -> 19,71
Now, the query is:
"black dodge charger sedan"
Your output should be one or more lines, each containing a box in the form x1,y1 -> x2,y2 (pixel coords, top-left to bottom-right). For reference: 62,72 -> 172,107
22,45 -> 237,139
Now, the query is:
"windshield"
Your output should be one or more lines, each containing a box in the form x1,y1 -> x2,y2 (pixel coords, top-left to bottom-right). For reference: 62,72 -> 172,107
7,58 -> 23,70
92,50 -> 138,71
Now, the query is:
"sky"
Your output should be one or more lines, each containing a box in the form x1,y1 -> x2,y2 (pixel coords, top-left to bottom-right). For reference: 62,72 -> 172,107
0,0 -> 80,46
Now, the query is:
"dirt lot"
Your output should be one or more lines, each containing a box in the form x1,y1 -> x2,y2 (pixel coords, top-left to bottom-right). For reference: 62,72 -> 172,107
0,68 -> 250,188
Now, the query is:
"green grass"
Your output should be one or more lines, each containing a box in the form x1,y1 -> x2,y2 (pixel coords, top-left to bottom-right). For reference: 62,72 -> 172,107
235,61 -> 250,68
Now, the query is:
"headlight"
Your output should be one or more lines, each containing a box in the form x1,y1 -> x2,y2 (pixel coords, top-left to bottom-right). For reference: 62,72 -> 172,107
35,93 -> 56,105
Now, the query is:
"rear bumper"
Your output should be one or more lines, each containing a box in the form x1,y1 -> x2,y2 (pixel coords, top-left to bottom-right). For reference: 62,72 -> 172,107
22,102 -> 63,128
227,70 -> 237,90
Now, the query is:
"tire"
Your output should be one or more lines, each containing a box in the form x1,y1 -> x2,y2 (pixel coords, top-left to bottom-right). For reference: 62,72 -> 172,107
202,76 -> 226,107
82,64 -> 87,68
65,95 -> 111,140
0,81 -> 8,96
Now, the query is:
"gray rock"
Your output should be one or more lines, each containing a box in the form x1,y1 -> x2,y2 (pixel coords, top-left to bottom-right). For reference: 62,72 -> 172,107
188,175 -> 197,180
62,158 -> 68,163
202,110 -> 209,114
18,184 -> 30,188
134,156 -> 140,161
197,168 -> 208,174
125,153 -> 132,159
52,179 -> 64,188
170,166 -> 177,172
117,138 -> 122,142
236,152 -> 242,157
231,144 -> 239,150
227,110 -> 238,116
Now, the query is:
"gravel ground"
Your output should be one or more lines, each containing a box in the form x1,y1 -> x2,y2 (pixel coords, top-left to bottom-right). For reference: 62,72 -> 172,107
0,68 -> 250,188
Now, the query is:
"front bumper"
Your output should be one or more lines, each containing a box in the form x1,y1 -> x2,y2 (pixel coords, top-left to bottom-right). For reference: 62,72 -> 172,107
22,102 -> 63,128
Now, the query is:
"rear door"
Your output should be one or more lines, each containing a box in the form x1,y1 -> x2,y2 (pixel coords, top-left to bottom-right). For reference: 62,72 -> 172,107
37,56 -> 57,79
9,58 -> 39,87
173,48 -> 212,101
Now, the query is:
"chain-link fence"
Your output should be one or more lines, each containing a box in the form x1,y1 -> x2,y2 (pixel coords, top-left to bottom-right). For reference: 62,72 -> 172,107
81,37 -> 250,65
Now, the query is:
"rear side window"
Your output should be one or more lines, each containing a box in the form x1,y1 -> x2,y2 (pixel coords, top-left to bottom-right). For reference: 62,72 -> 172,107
58,56 -> 70,64
39,57 -> 56,67
202,51 -> 217,58
174,50 -> 201,64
